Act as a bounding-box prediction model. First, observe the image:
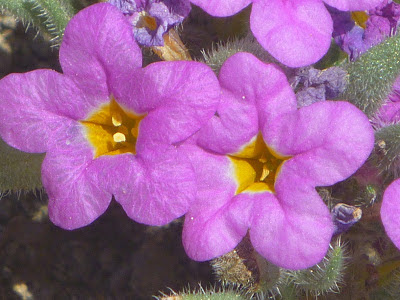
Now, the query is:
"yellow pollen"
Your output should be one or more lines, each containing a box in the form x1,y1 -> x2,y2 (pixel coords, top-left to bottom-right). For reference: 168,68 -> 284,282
260,166 -> 270,182
112,112 -> 123,127
113,132 -> 126,143
80,97 -> 146,158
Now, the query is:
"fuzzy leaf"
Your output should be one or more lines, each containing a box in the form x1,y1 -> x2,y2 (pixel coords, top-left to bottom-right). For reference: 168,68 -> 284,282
285,241 -> 346,296
32,0 -> 76,42
342,33 -> 400,117
0,0 -> 78,44
0,0 -> 46,31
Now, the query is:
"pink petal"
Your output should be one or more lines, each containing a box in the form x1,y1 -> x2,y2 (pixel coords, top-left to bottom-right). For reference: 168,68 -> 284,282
251,0 -> 332,67
264,101 -> 374,187
196,89 -> 259,154
44,126 -> 112,230
218,52 -> 297,127
324,0 -> 385,11
0,70 -> 99,153
249,174 -> 333,269
190,0 -> 251,17
96,147 -> 196,226
381,179 -> 400,250
182,145 -> 238,260
59,3 -> 142,97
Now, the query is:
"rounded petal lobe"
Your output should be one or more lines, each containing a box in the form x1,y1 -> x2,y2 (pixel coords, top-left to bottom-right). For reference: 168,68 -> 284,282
251,0 -> 332,67
124,61 -> 221,145
115,60 -> 220,114
182,147 -> 240,261
196,89 -> 259,154
324,0 -> 385,11
0,70 -> 92,153
44,125 -> 112,230
381,179 -> 400,250
249,179 -> 333,269
190,0 -> 251,17
264,101 -> 374,187
218,53 -> 297,127
98,147 -> 196,226
60,3 -> 142,97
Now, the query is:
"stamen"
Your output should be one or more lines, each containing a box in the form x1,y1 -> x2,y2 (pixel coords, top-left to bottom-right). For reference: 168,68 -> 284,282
113,132 -> 126,143
260,165 -> 270,181
112,112 -> 123,127
131,127 -> 139,138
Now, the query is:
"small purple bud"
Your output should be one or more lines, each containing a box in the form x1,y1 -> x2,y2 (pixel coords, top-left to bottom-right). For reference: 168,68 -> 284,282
332,203 -> 362,235
109,0 -> 191,47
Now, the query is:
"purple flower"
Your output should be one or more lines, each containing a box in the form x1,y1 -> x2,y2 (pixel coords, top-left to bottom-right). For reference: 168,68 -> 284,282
189,0 -> 384,67
0,3 -> 221,229
331,0 -> 400,61
109,0 -> 191,46
181,53 -> 374,269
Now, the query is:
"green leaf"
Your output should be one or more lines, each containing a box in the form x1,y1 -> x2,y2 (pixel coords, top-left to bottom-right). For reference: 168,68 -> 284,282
0,0 -> 78,44
341,33 -> 400,117
285,240 -> 346,296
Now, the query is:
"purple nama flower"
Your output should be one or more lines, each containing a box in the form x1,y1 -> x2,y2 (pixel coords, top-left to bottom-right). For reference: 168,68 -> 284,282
189,0 -> 384,67
331,0 -> 400,61
0,3 -> 220,230
109,0 -> 191,46
181,52 -> 374,269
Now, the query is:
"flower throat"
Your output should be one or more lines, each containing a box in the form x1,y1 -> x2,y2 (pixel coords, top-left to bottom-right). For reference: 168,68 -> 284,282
80,97 -> 145,158
229,133 -> 289,194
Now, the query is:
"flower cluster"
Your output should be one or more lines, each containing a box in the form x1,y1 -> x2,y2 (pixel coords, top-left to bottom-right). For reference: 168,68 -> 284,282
190,0 -> 384,67
0,2 -> 377,271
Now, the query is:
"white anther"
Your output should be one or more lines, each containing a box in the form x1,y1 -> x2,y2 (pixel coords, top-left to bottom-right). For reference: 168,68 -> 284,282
113,132 -> 126,142
111,113 -> 123,127
260,166 -> 270,182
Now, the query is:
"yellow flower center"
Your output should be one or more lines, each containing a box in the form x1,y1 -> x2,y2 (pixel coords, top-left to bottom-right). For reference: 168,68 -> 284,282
229,133 -> 290,194
80,97 -> 145,158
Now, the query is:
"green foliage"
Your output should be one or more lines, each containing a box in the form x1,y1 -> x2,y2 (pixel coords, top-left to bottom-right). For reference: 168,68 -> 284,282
371,124 -> 400,179
201,34 -> 288,76
277,283 -> 297,300
180,291 -> 246,300
0,138 -> 44,193
156,286 -> 247,300
284,240 -> 346,297
341,32 -> 400,117
0,0 -> 81,44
